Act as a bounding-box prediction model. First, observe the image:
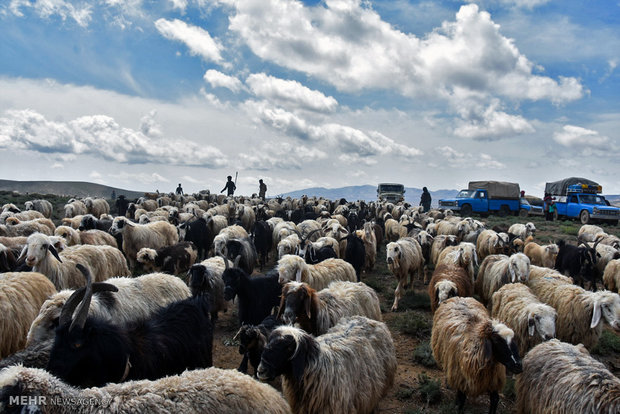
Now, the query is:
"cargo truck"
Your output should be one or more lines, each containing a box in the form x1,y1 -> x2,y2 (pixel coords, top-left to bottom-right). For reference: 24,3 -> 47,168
439,181 -> 535,217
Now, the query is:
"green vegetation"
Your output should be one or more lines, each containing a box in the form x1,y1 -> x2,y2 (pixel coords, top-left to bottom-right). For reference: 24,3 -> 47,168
417,372 -> 442,405
413,340 -> 437,368
503,376 -> 516,401
388,310 -> 432,337
591,329 -> 620,356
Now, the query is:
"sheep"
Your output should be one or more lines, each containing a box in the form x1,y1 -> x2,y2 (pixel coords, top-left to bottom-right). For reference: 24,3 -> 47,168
594,232 -> 620,250
0,272 -> 57,359
63,199 -> 87,218
428,264 -> 473,313
20,232 -> 130,290
592,242 -> 620,278
213,224 -> 249,255
0,338 -> 53,371
386,237 -> 425,311
83,197 -> 110,218
186,256 -> 230,323
384,218 -> 407,242
577,224 -> 605,244
252,220 -> 273,270
523,237 -> 559,268
429,234 -> 459,266
0,243 -> 19,272
108,216 -> 179,269
278,233 -> 301,259
46,264 -> 213,387
555,239 -> 600,290
0,218 -> 55,237
178,217 -> 214,261
24,199 -> 53,218
476,229 -> 509,261
507,222 -> 536,241
436,242 -> 478,283
78,213 -> 112,232
1,203 -> 20,213
475,253 -> 531,307
431,296 -> 522,414
603,258 -> 620,293
490,283 -> 556,356
277,254 -> 356,291
61,214 -> 85,229
236,204 -> 256,232
54,225 -> 118,248
0,366 -> 292,414
257,316 -> 396,414
306,236 -> 340,260
516,339 -> 620,414
26,271 -> 191,348
278,281 -> 382,336
0,210 -> 44,224
527,268 -> 620,349
136,242 -> 197,275
355,221 -> 377,271
234,314 -> 283,376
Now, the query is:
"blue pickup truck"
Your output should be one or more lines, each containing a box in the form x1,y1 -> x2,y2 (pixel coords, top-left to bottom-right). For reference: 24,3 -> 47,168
439,181 -> 536,217
545,179 -> 619,225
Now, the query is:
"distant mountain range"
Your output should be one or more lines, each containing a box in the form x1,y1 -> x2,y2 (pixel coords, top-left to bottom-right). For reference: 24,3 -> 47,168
0,180 -> 145,200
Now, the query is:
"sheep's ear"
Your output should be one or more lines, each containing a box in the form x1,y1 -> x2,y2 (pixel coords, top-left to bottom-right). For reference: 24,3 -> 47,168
528,317 -> 536,337
434,288 -> 439,304
295,268 -> 302,282
483,337 -> 493,361
48,244 -> 62,263
304,293 -> 312,319
17,245 -> 27,262
290,340 -> 306,383
590,300 -> 602,328
509,263 -> 516,282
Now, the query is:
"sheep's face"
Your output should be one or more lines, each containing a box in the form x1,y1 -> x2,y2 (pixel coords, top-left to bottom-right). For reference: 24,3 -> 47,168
222,268 -> 244,301
27,295 -> 68,345
594,293 -> 620,332
280,283 -> 309,325
24,236 -> 51,267
489,323 -> 522,374
108,218 -> 127,235
386,243 -> 400,268
277,256 -> 302,284
237,325 -> 261,355
435,280 -> 457,305
528,306 -> 556,341
257,330 -> 298,381
64,204 -> 74,218
510,254 -> 530,283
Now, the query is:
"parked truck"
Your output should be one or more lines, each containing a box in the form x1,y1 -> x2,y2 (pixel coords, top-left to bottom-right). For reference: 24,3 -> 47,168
545,177 -> 619,225
438,181 -> 536,217
377,183 -> 405,203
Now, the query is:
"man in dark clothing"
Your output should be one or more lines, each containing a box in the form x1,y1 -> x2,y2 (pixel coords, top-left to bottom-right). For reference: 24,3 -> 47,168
221,175 -> 236,196
259,179 -> 267,200
176,183 -> 184,196
544,193 -> 555,221
420,187 -> 432,212
115,195 -> 129,217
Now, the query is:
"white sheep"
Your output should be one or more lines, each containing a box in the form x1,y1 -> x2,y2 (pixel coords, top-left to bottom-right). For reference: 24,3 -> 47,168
577,224 -> 605,243
24,199 -> 53,218
386,237 -> 424,311
603,258 -> 620,293
0,217 -> 55,237
257,316 -> 396,414
476,229 -> 509,261
429,234 -> 459,266
54,225 -> 118,248
0,210 -> 44,224
436,242 -> 478,283
0,366 -> 292,413
277,233 -> 301,259
475,253 -> 531,307
109,216 -> 179,269
83,197 -> 110,218
63,199 -> 87,218
277,254 -> 356,291
507,222 -> 536,241
278,281 -> 382,336
212,224 -> 249,255
491,283 -> 556,357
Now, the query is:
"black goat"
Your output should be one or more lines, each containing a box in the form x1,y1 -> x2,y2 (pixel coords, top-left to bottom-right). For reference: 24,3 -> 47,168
0,245 -> 18,272
341,234 -> 366,281
178,217 -> 214,260
78,214 -> 112,232
555,239 -> 601,290
306,245 -> 337,264
221,257 -> 281,327
252,220 -> 272,270
138,241 -> 198,275
234,314 -> 282,376
224,237 -> 258,276
47,264 -> 213,388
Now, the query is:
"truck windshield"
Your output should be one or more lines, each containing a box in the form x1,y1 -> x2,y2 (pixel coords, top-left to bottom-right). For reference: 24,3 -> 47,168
457,190 -> 476,198
379,184 -> 404,193
579,194 -> 607,205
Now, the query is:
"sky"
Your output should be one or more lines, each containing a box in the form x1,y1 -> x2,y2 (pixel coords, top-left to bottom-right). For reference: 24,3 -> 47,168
1,0 -> 619,198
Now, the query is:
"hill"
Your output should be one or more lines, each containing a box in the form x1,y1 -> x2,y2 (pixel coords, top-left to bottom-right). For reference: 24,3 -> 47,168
0,179 -> 145,200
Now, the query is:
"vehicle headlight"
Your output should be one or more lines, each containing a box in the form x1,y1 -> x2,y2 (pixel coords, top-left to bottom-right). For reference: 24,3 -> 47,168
593,207 -> 599,214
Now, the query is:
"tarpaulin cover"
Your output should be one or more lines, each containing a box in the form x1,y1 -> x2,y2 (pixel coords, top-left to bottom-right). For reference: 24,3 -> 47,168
468,181 -> 520,199
544,177 -> 599,196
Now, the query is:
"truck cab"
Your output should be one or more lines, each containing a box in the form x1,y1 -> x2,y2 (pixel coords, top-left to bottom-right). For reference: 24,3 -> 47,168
554,184 -> 619,225
439,181 -> 524,217
377,183 -> 405,203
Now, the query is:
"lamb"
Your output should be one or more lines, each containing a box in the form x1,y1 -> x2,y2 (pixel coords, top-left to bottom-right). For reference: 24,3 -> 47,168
257,316 -> 396,414
527,268 -> 620,349
20,232 -> 130,290
475,253 -> 531,307
0,366 -> 292,414
431,296 -> 522,414
386,237 -> 425,311
83,197 -> 110,218
0,272 -> 57,359
108,216 -> 179,269
491,283 -> 556,356
63,199 -> 87,218
516,339 -> 620,414
507,222 -> 536,241
46,264 -> 213,387
278,281 -> 382,336
428,264 -> 473,313
136,242 -> 197,275
54,225 -> 118,248
24,199 -> 53,218
523,237 -> 559,268
603,258 -> 620,293
277,254 -> 356,291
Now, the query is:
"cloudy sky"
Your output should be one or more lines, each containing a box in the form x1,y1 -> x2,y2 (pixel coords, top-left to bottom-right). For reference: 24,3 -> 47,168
1,0 -> 619,197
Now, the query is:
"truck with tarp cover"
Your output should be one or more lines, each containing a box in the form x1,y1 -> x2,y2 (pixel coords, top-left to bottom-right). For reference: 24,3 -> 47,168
545,177 -> 619,225
377,183 -> 405,203
438,180 -> 535,217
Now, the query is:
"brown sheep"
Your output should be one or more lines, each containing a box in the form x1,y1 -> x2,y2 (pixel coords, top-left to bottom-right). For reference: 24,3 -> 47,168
428,264 -> 473,313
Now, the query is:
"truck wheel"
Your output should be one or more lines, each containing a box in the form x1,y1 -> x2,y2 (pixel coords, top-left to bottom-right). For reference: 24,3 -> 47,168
519,208 -> 528,218
461,204 -> 472,217
580,210 -> 591,224
498,205 -> 510,217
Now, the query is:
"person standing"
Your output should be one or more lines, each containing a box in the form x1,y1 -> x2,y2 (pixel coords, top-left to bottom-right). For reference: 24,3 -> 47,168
259,179 -> 267,200
420,187 -> 432,212
543,193 -> 555,221
115,195 -> 128,217
175,183 -> 184,196
221,175 -> 236,197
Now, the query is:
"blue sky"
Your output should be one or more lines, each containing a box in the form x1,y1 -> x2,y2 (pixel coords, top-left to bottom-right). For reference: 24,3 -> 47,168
1,0 -> 619,197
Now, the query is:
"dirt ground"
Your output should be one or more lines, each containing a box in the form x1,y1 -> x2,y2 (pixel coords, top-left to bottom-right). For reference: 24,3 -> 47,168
211,217 -> 620,414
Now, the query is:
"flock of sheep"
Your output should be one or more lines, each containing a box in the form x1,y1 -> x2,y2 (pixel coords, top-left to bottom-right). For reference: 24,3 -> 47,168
0,192 -> 619,413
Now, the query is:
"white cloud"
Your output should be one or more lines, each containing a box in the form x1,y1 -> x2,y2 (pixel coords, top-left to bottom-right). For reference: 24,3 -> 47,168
155,18 -> 225,64
434,145 -> 506,169
553,125 -> 609,147
139,110 -> 163,138
0,109 -> 228,168
203,70 -> 243,93
246,73 -> 338,113
453,100 -> 534,139
494,0 -> 551,9
169,0 -> 188,12
238,142 -> 328,170
9,0 -> 92,27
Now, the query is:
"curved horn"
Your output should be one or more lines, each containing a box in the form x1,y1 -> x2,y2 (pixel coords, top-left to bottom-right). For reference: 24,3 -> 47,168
48,244 -> 62,263
302,228 -> 322,242
234,255 -> 242,268
69,264 -> 94,333
219,252 -> 229,270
